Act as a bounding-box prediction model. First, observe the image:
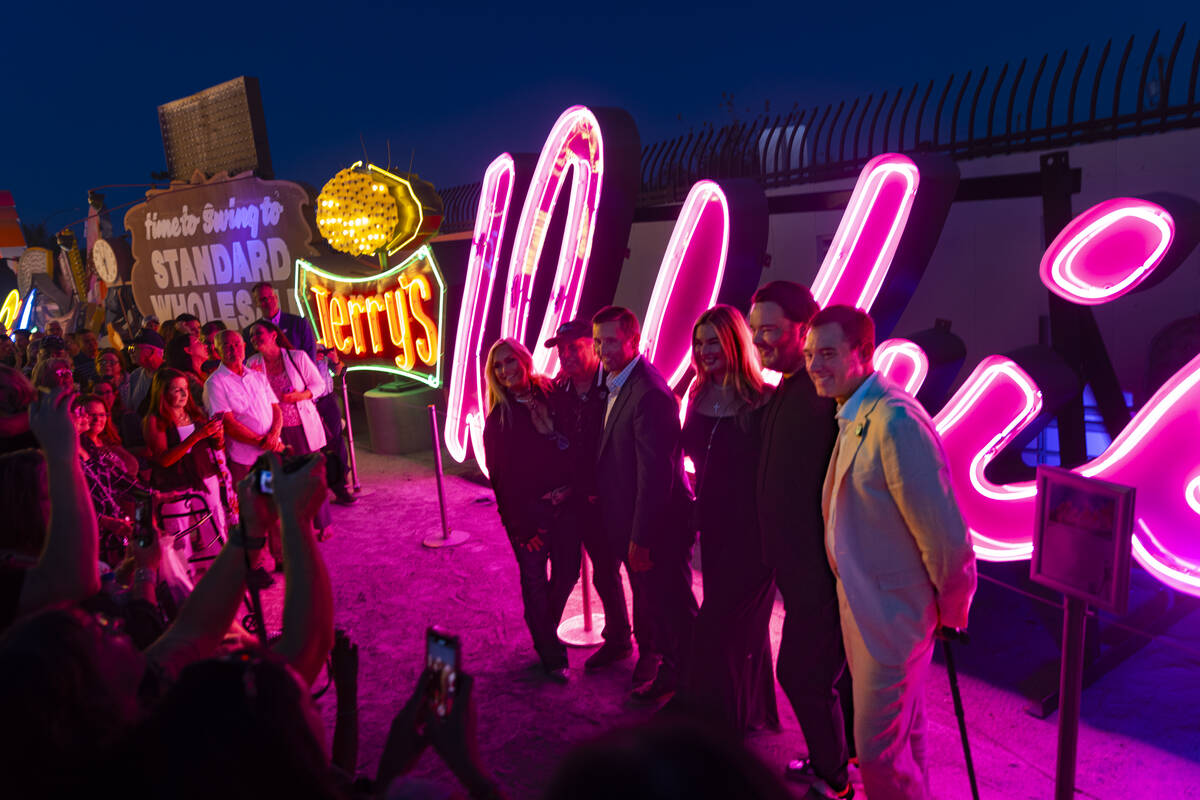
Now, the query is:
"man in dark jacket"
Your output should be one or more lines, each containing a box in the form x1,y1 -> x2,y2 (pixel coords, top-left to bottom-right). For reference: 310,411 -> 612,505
548,320 -> 631,671
592,306 -> 697,703
245,282 -> 317,363
750,281 -> 854,800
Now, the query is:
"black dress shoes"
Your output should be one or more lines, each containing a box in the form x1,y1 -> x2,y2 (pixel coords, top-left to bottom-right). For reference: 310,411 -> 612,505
544,666 -> 569,684
631,669 -> 677,704
584,640 -> 633,671
631,652 -> 661,686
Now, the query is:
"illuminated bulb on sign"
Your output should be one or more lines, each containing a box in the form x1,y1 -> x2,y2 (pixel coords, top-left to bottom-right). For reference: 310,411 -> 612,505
316,167 -> 401,256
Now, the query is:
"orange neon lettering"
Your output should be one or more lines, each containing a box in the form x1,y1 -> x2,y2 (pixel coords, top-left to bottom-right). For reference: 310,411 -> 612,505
385,288 -> 415,369
309,285 -> 333,347
365,295 -> 387,354
346,295 -> 368,355
329,295 -> 353,353
404,274 -> 438,366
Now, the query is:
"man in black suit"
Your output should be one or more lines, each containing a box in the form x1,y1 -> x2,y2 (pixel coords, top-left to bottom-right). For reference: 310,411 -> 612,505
592,306 -> 697,703
245,282 -> 318,363
750,281 -> 854,800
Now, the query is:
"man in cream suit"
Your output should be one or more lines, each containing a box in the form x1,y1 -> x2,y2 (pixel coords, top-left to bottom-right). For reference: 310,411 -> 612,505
805,305 -> 976,800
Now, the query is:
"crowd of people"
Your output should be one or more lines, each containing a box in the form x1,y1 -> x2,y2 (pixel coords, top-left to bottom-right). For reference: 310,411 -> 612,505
0,277 -> 976,800
481,282 -> 977,800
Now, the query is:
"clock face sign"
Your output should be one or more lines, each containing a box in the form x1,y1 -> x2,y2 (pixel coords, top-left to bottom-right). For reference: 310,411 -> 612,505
92,237 -> 133,284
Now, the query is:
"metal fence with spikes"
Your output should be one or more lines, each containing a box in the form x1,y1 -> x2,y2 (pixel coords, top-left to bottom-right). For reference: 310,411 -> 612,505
439,26 -> 1200,230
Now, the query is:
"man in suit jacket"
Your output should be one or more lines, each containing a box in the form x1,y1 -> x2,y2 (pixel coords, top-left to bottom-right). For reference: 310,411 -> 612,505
749,281 -> 854,800
806,305 -> 977,800
245,282 -> 318,363
592,306 -> 697,703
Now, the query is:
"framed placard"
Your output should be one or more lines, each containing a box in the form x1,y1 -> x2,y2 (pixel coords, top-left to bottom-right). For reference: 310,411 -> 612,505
1031,466 -> 1135,615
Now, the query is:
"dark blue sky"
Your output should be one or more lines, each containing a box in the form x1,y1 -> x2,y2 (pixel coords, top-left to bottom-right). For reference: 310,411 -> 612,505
5,2 -> 1195,237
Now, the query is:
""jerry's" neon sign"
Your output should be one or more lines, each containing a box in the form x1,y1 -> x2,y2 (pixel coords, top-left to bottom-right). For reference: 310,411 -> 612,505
294,246 -> 445,388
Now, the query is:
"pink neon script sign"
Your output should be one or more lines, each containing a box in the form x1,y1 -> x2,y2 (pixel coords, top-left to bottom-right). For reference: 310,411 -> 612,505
501,105 -> 604,377
872,338 -> 928,396
810,153 -> 920,310
1040,197 -> 1175,305
444,154 -> 517,472
643,180 -> 731,387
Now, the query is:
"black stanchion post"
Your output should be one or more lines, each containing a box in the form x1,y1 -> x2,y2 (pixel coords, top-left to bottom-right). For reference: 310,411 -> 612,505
558,545 -> 604,647
422,403 -> 469,548
1055,595 -> 1087,800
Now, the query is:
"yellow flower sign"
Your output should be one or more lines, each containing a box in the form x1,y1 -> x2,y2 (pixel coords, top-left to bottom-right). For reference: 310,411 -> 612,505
316,162 -> 443,258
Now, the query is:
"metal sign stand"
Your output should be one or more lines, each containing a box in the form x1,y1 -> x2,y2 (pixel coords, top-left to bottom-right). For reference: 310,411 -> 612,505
422,404 -> 469,548
557,546 -> 605,646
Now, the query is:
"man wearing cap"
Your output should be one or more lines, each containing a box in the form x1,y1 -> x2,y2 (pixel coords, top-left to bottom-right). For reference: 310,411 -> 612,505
119,329 -> 165,450
547,319 -> 632,669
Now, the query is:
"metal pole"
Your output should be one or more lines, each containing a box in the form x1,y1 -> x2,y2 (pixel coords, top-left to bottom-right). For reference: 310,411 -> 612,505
422,404 -> 468,548
557,543 -> 605,647
1055,596 -> 1087,800
430,404 -> 450,540
340,371 -> 361,491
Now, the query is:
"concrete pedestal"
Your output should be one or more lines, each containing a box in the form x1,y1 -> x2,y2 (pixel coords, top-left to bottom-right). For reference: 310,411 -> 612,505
364,383 -> 443,455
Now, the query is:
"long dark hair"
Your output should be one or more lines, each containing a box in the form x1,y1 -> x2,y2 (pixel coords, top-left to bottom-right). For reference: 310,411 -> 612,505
146,367 -> 204,426
247,319 -> 295,351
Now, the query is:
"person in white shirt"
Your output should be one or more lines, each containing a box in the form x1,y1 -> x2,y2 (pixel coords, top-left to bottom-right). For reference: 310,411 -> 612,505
203,330 -> 282,483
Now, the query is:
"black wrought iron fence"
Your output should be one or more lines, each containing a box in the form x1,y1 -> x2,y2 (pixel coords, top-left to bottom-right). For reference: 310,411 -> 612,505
439,26 -> 1200,230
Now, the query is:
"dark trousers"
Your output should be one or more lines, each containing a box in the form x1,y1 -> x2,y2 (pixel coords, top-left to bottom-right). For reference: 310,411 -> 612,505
508,522 -> 577,670
630,536 -> 698,678
775,563 -> 854,787
566,499 -> 632,645
315,394 -> 349,491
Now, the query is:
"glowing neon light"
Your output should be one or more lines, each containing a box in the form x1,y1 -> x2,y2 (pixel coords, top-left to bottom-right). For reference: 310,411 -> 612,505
810,153 -> 920,310
315,161 -> 437,258
445,155 -> 516,470
294,246 -> 445,388
933,357 -> 1043,561
0,289 -> 19,330
1040,198 -> 1175,305
643,181 -> 731,387
872,338 -> 929,396
501,106 -> 605,376
17,288 -> 35,330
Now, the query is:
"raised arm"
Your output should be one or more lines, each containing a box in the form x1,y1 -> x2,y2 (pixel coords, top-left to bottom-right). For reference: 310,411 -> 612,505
267,452 -> 334,684
19,387 -> 101,616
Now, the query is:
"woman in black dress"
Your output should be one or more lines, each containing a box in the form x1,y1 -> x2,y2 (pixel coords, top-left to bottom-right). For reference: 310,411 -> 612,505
482,337 -> 577,683
675,304 -> 779,735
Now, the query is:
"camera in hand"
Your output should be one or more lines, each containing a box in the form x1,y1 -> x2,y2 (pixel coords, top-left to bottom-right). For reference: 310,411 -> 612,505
252,452 -> 318,495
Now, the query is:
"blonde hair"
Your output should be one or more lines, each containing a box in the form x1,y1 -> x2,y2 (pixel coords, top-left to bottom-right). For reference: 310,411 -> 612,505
689,305 -> 765,409
484,338 -> 552,425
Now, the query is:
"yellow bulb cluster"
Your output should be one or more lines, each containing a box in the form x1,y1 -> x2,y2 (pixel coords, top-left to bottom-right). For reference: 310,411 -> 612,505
316,168 -> 400,256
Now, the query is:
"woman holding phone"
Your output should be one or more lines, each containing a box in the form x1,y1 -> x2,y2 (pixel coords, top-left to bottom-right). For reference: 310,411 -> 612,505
246,319 -> 332,549
482,338 -> 575,683
144,368 -> 228,595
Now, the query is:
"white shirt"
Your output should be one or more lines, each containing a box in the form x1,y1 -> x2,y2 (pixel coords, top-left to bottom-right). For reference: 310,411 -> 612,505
203,361 -> 278,466
604,354 -> 641,427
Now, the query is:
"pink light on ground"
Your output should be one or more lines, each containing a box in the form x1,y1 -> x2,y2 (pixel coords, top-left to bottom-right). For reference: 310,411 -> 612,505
501,106 -> 605,377
934,356 -> 1043,561
1040,198 -> 1175,305
810,153 -> 920,310
643,180 -> 731,388
445,154 -> 517,474
873,338 -> 929,396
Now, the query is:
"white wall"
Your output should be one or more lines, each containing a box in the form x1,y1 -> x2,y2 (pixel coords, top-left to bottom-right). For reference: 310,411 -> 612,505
616,127 -> 1200,399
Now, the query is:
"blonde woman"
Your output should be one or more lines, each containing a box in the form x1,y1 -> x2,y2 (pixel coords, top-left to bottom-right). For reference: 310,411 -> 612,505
672,304 -> 778,734
482,338 -> 575,683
